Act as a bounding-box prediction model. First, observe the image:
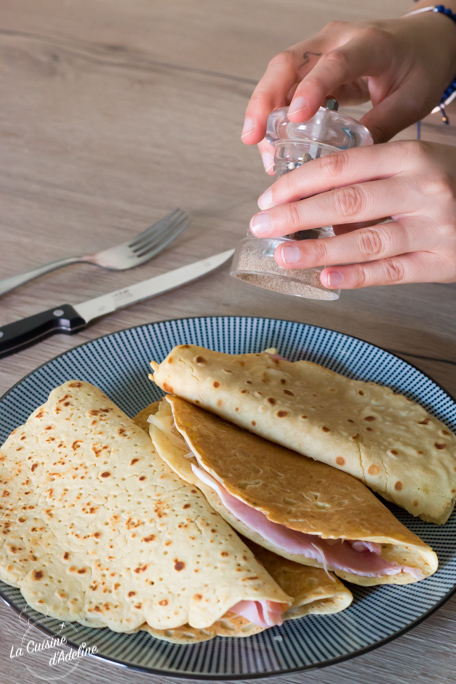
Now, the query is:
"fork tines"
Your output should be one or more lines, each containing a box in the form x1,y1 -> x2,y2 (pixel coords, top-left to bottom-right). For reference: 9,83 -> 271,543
129,209 -> 189,259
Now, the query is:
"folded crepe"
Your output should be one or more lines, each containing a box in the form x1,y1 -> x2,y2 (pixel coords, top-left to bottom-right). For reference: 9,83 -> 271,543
133,405 -> 352,643
150,345 -> 456,525
139,540 -> 352,644
0,381 -> 298,637
147,395 -> 438,587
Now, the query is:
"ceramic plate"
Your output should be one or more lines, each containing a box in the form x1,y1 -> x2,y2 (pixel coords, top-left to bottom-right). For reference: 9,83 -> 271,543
1,316 -> 456,680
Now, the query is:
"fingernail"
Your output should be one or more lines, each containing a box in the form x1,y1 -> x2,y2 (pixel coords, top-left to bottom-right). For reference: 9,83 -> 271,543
281,244 -> 301,264
258,188 -> 273,210
261,152 -> 274,174
288,96 -> 306,117
327,271 -> 344,287
241,117 -> 255,138
250,213 -> 272,236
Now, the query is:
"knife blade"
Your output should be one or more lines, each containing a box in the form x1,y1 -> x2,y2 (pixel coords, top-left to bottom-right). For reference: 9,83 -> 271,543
0,249 -> 234,358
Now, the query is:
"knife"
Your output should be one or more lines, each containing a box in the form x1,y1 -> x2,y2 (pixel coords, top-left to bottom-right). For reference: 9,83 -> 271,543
0,249 -> 234,358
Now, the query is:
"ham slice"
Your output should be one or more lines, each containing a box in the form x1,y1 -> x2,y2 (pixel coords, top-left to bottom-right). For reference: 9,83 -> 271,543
351,540 -> 381,554
191,464 -> 422,580
230,599 -> 285,627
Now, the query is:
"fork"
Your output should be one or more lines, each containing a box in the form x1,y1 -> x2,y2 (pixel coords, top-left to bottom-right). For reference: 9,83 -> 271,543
0,209 -> 189,297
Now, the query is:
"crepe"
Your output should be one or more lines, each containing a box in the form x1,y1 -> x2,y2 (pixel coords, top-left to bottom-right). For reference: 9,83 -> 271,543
141,613 -> 262,644
147,395 -> 438,587
150,345 -> 456,524
0,381 -> 296,637
140,541 -> 352,643
133,405 -> 352,642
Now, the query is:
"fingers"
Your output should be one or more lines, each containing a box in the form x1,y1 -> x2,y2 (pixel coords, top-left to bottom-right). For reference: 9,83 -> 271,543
242,40 -> 327,145
321,79 -> 370,107
333,218 -> 391,236
272,219 -> 434,270
287,33 -> 386,123
320,251 -> 454,289
257,143 -> 411,212
242,25 -> 388,143
257,139 -> 275,175
251,178 -> 412,239
360,83 -> 425,144
242,51 -> 301,146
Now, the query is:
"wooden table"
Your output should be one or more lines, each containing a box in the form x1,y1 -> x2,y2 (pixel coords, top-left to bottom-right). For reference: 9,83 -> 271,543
1,0 -> 456,682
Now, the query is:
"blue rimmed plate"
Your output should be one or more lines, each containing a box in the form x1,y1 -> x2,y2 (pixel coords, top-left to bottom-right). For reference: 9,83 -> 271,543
1,316 -> 456,680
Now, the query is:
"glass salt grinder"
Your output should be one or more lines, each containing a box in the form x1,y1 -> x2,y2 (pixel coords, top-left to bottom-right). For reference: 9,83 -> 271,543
231,100 -> 373,300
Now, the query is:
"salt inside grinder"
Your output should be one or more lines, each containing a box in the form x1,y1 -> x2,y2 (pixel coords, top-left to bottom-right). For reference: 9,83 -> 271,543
231,102 -> 373,300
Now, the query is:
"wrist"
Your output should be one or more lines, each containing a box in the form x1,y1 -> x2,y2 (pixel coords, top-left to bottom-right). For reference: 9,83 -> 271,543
402,7 -> 456,80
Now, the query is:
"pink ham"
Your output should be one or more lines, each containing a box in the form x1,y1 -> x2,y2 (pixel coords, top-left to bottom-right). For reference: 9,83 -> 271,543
351,540 -> 381,554
191,465 -> 423,580
230,600 -> 285,628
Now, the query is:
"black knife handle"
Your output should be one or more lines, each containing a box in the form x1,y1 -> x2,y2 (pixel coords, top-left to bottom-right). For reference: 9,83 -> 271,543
0,304 -> 86,358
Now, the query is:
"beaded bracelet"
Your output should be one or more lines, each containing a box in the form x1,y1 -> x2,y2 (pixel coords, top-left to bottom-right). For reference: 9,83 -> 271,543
406,4 -> 456,27
405,4 -> 456,123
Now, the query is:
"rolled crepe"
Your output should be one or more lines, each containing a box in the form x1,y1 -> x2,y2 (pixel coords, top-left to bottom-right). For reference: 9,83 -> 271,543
133,406 -> 352,643
150,345 -> 456,524
148,395 -> 438,587
0,381 -> 295,636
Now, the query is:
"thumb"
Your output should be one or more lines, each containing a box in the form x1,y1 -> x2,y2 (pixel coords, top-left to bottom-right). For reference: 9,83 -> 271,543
360,87 -> 423,143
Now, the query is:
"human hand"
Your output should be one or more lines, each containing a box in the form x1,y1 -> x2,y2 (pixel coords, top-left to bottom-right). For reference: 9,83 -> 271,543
242,12 -> 456,171
249,141 -> 456,289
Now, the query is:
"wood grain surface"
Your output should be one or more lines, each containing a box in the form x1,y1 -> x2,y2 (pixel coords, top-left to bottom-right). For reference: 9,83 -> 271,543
1,0 -> 456,682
